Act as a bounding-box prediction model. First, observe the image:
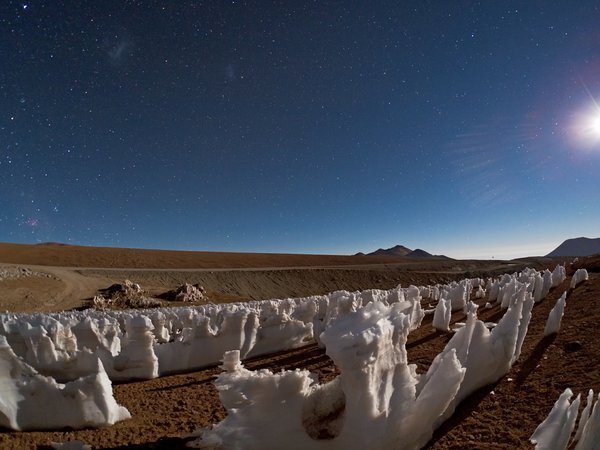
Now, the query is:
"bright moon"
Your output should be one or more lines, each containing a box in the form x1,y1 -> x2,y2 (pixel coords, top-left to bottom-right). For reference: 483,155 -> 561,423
569,104 -> 600,150
588,114 -> 600,137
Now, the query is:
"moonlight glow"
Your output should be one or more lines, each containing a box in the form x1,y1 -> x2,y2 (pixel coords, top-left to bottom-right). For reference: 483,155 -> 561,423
568,103 -> 600,151
588,113 -> 600,137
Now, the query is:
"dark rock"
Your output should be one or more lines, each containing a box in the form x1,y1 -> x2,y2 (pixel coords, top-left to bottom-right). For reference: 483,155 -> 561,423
564,341 -> 583,352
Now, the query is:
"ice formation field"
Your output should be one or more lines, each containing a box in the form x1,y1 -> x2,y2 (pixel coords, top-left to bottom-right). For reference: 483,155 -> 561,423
1,263 -> 595,449
531,388 -> 600,450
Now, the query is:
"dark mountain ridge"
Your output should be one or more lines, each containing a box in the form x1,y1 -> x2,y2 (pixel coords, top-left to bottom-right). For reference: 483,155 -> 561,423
355,245 -> 449,259
368,245 -> 412,257
546,237 -> 600,257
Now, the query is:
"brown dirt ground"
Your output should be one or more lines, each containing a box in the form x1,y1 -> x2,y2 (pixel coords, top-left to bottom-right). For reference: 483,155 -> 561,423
0,245 -> 597,449
0,242 -> 436,269
0,243 -> 556,313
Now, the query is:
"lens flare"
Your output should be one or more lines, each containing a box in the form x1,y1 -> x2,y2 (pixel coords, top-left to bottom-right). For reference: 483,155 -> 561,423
588,114 -> 600,136
567,81 -> 600,151
567,104 -> 600,151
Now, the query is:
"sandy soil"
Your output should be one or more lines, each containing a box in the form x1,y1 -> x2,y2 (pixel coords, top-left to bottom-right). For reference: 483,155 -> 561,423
1,244 -> 596,449
0,242 -> 448,269
0,243 -> 554,313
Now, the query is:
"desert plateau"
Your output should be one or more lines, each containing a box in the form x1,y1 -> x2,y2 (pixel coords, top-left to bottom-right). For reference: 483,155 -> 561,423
0,243 -> 599,449
4,1 -> 600,448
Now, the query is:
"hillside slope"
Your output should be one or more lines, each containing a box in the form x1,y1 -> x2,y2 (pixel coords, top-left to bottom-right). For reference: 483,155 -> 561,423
546,237 -> 600,257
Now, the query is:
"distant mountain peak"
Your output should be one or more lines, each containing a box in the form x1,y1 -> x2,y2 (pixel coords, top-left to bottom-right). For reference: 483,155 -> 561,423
368,245 -> 412,257
354,244 -> 450,260
546,237 -> 600,257
406,248 -> 433,258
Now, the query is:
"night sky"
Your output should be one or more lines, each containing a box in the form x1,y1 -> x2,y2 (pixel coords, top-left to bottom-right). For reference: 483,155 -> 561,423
1,1 -> 600,259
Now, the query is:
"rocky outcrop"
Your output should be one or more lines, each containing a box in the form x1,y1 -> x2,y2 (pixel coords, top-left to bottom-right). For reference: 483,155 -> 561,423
159,283 -> 206,303
93,280 -> 162,309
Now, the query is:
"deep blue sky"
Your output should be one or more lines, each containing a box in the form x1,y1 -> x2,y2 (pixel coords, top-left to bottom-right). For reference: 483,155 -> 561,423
1,1 -> 599,259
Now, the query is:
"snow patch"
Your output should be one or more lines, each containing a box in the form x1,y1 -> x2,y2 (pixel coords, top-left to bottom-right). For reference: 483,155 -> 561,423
531,388 -> 600,450
544,292 -> 567,336
195,286 -> 533,449
0,335 -> 130,431
570,269 -> 589,289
